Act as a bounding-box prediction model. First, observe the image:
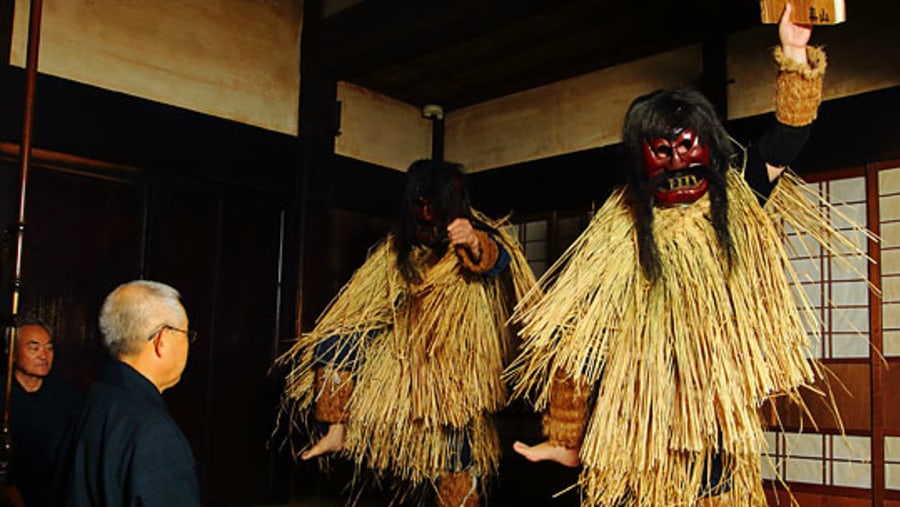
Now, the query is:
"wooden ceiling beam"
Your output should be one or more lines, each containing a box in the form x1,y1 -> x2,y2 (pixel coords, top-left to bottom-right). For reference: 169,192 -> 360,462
315,0 -> 759,111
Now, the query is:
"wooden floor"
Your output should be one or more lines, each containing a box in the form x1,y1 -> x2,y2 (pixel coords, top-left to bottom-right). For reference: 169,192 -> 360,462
276,462 -> 583,507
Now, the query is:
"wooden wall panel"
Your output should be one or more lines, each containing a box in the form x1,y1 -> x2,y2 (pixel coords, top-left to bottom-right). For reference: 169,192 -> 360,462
328,207 -> 394,286
1,46 -> 298,500
209,196 -> 283,504
1,152 -> 292,504
885,358 -> 900,433
144,182 -> 221,502
0,159 -> 146,391
763,362 -> 871,433
0,160 -> 18,327
145,181 -> 285,505
766,489 -> 871,506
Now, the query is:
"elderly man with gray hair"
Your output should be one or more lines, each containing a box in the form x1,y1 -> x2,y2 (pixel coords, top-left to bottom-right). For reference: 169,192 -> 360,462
63,280 -> 200,507
1,316 -> 81,507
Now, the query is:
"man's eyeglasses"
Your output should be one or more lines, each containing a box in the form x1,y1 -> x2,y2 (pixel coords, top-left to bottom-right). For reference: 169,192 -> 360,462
147,324 -> 198,344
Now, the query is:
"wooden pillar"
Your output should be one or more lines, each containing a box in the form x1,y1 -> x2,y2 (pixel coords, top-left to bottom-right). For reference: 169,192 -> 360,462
425,104 -> 445,162
273,0 -> 339,501
700,33 -> 729,121
867,162 -> 884,506
281,0 -> 339,340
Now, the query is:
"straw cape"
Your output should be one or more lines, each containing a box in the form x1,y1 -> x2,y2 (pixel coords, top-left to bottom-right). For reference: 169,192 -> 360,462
277,211 -> 536,494
506,169 -> 875,506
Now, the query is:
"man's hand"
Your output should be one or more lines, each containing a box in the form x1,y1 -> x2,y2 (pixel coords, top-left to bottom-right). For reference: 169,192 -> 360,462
448,218 -> 481,261
779,3 -> 812,64
513,440 -> 581,468
301,423 -> 346,460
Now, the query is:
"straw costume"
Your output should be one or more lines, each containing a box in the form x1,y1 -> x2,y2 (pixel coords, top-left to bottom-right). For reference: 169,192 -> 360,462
277,160 -> 536,507
508,37 -> 873,507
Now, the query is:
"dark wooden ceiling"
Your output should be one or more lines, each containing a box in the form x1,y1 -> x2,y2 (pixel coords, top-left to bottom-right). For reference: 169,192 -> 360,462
314,0 -> 762,112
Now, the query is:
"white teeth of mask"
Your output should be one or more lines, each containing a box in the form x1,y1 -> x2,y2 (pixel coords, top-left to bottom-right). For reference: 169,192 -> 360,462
668,174 -> 699,190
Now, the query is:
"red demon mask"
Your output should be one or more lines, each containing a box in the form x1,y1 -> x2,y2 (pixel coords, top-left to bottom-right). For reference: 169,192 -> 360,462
642,128 -> 711,206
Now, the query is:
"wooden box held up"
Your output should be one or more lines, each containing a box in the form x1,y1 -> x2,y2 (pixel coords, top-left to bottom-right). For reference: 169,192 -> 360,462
760,0 -> 846,24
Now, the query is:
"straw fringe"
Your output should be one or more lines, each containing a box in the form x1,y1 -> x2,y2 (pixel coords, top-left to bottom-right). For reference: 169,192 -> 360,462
507,169 -> 873,506
765,171 -> 878,290
276,212 -> 536,489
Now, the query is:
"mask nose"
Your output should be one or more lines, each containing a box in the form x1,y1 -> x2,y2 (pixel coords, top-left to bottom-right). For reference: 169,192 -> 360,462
667,150 -> 688,171
414,198 -> 434,222
419,204 -> 433,221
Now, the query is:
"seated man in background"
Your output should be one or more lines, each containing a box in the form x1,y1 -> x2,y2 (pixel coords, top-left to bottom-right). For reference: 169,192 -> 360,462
1,316 -> 82,507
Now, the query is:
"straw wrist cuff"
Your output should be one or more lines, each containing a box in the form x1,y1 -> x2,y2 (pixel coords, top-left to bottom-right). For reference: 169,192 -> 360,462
457,230 -> 500,274
774,46 -> 827,127
313,367 -> 354,423
543,372 -> 591,448
437,471 -> 480,507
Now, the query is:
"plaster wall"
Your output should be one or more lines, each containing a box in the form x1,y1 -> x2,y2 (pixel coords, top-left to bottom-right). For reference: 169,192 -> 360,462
11,0 -> 302,135
445,46 -> 701,172
334,81 -> 431,172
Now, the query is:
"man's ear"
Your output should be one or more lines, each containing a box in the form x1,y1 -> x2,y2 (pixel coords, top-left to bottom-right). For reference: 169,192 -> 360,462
151,332 -> 165,358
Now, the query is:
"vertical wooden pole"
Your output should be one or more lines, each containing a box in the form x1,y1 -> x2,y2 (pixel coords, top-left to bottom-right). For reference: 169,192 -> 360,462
867,162 -> 884,506
2,0 -> 44,475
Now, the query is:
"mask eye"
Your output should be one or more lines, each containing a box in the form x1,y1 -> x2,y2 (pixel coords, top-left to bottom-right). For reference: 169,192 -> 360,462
676,139 -> 693,155
413,197 -> 432,214
654,145 -> 673,159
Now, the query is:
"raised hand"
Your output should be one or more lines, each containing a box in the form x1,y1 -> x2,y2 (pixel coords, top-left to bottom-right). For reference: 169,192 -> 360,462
448,218 -> 482,261
780,3 -> 812,64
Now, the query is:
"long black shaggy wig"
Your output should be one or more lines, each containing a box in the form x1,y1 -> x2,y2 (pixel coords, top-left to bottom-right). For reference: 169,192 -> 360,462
396,159 -> 475,282
622,88 -> 737,282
